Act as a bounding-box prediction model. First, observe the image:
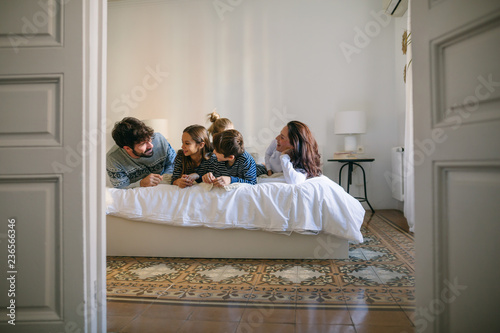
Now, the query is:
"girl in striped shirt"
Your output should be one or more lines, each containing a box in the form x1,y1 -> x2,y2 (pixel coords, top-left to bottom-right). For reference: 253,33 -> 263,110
171,125 -> 216,188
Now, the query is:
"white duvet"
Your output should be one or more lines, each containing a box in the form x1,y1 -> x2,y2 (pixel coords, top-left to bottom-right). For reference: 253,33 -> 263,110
106,175 -> 365,243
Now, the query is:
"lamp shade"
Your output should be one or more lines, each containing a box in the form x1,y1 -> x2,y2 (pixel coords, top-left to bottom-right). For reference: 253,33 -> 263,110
334,111 -> 367,134
142,118 -> 169,139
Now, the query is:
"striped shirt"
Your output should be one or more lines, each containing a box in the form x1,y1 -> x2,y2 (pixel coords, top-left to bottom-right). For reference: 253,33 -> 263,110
210,150 -> 257,185
171,152 -> 217,184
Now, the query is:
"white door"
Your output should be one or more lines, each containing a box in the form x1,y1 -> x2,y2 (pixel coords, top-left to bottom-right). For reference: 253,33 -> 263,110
0,0 -> 106,332
413,0 -> 500,332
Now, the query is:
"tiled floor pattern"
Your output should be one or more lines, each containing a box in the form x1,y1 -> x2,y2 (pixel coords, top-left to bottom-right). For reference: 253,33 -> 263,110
107,210 -> 415,332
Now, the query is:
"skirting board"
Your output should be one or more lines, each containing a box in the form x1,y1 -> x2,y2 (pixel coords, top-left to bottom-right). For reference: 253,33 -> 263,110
106,215 -> 349,259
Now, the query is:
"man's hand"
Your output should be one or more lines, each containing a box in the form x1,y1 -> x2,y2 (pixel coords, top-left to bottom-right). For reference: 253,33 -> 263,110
213,176 -> 231,187
202,172 -> 216,184
140,174 -> 163,187
267,170 -> 273,176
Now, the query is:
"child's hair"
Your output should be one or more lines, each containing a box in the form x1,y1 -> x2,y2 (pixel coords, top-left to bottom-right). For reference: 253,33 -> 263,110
179,125 -> 213,174
112,117 -> 154,148
207,111 -> 234,137
212,129 -> 244,159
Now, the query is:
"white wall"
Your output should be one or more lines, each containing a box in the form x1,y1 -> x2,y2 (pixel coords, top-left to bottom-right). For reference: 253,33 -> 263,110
393,11 -> 409,211
107,0 -> 405,209
394,12 -> 409,146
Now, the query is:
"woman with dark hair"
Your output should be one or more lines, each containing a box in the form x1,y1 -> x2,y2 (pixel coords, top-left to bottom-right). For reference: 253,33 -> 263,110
275,120 -> 322,184
171,125 -> 216,188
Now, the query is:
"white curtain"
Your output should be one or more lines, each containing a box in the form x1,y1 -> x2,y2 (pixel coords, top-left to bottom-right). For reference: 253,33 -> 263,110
404,0 -> 415,232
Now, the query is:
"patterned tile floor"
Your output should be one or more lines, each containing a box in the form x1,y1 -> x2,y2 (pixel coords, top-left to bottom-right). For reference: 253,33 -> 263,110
107,210 -> 415,332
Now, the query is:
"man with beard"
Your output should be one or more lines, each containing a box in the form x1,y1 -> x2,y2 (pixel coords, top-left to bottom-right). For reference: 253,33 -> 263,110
106,117 -> 176,188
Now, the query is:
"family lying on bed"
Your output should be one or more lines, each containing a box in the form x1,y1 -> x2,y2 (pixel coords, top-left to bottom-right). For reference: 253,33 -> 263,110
106,113 -> 322,189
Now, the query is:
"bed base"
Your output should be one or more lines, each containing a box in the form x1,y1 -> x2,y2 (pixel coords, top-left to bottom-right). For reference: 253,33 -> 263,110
106,215 -> 349,259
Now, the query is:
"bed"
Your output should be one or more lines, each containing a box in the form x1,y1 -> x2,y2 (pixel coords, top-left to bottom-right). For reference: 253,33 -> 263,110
106,175 -> 366,259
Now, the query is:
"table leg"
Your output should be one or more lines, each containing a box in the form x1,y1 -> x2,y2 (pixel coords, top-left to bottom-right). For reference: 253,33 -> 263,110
338,163 -> 348,187
353,162 -> 375,213
347,162 -> 353,193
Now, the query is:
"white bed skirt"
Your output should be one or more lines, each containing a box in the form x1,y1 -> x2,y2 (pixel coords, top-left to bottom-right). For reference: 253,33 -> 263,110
107,215 -> 349,259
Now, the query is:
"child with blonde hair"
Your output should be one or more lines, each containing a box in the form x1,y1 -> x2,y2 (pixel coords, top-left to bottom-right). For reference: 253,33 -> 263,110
207,110 -> 266,176
207,110 -> 234,138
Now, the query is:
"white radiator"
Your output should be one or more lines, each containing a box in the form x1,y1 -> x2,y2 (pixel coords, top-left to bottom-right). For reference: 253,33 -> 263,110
391,147 -> 405,201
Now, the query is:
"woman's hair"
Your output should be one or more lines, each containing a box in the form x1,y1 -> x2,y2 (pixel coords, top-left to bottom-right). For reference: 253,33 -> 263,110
111,117 -> 154,148
207,111 -> 234,137
179,125 -> 213,175
286,121 -> 322,178
212,129 -> 244,159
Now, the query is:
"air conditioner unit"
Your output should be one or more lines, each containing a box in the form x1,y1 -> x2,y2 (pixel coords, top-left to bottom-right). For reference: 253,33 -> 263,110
383,0 -> 408,17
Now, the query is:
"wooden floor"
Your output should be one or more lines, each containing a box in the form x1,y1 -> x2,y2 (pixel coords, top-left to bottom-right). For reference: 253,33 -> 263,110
375,209 -> 412,233
107,210 -> 415,333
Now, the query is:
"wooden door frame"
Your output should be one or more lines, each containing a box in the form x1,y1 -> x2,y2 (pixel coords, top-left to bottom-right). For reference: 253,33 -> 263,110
83,0 -> 107,331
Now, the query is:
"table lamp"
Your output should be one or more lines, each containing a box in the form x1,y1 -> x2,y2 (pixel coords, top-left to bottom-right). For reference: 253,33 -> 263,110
142,118 -> 169,139
334,111 -> 366,152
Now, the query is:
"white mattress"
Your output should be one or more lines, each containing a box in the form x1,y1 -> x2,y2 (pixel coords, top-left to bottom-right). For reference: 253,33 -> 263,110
106,175 -> 365,243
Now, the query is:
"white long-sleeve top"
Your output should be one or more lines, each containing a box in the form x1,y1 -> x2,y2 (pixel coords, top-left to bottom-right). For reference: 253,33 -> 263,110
280,154 -> 307,184
265,140 -> 283,173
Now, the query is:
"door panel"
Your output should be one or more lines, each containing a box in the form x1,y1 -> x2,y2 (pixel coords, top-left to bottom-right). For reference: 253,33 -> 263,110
0,0 -> 106,331
431,11 -> 500,127
0,176 -> 62,322
0,75 -> 62,146
439,164 -> 500,332
413,0 -> 500,332
0,0 -> 62,48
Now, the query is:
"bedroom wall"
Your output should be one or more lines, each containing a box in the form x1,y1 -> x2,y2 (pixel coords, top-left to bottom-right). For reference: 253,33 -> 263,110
107,0 -> 404,210
394,12 -> 408,147
393,11 -> 409,212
